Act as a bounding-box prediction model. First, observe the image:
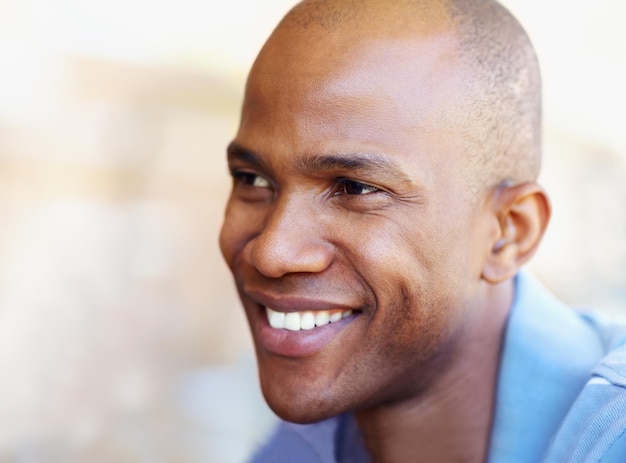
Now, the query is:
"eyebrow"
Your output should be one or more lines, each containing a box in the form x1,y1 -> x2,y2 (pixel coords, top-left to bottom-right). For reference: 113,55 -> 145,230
297,153 -> 408,179
227,142 -> 265,168
227,141 -> 413,186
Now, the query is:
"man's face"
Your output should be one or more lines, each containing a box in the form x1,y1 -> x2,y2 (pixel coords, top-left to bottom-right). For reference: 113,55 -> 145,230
220,30 -> 494,422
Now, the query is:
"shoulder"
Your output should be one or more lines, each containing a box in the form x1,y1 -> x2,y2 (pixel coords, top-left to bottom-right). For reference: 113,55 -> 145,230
543,317 -> 626,463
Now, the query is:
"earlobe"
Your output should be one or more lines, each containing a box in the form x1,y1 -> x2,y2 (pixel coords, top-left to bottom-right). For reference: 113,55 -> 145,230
482,182 -> 551,284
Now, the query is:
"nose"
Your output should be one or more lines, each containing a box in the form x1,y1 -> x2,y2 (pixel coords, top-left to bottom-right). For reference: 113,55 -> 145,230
243,197 -> 334,278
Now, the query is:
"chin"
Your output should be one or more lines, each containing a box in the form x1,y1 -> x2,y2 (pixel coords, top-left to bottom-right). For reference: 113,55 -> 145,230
261,381 -> 346,424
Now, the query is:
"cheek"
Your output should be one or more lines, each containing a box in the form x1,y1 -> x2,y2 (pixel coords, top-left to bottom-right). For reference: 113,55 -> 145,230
218,222 -> 235,269
219,199 -> 256,268
343,217 -> 470,338
334,279 -> 462,406
339,215 -> 436,286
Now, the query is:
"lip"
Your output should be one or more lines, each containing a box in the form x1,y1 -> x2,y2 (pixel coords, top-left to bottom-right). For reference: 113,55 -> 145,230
245,288 -> 356,313
244,288 -> 361,358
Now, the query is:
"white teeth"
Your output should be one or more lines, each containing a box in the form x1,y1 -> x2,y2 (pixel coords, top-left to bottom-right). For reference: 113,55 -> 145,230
267,308 -> 285,329
284,312 -> 301,331
300,312 -> 315,330
315,311 -> 330,327
266,307 -> 355,331
329,312 -> 343,323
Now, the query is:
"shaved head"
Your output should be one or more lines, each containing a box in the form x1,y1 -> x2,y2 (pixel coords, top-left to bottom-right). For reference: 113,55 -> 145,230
448,0 -> 541,188
251,0 -> 541,191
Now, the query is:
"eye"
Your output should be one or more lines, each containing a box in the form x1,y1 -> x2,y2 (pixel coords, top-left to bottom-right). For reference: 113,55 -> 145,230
337,178 -> 380,195
232,171 -> 271,188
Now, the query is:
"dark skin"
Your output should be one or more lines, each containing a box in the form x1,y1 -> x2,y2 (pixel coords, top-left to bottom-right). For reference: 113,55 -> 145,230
220,1 -> 551,461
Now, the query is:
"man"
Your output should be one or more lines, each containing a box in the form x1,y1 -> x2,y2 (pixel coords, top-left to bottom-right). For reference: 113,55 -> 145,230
219,0 -> 626,461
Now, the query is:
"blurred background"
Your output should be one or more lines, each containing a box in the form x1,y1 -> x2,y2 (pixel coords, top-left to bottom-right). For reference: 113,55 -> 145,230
0,1 -> 624,462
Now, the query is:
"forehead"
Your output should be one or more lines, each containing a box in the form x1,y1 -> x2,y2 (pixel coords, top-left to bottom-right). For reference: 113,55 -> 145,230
248,24 -> 462,109
237,25 -> 472,181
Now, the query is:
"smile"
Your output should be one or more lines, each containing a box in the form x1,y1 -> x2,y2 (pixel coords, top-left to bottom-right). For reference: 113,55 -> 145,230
266,307 -> 354,331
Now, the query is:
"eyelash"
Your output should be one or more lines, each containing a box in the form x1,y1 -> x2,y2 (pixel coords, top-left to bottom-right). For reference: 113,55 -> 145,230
230,169 -> 382,198
335,178 -> 381,196
231,170 -> 272,188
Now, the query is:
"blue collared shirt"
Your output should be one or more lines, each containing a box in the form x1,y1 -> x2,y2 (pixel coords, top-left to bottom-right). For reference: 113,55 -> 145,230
249,273 -> 626,462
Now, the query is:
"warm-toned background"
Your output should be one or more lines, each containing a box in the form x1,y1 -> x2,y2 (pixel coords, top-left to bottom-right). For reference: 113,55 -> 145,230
0,1 -> 624,462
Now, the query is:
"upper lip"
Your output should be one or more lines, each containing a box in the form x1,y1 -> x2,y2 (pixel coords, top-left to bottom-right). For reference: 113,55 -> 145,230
244,287 -> 359,313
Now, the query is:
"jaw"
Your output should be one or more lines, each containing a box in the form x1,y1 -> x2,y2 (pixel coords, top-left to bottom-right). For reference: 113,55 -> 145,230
255,345 -> 354,423
244,292 -> 461,423
241,297 -> 364,422
253,327 -> 444,424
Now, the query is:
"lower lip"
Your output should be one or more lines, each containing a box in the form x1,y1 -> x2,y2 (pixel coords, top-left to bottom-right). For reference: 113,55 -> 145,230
254,309 -> 359,358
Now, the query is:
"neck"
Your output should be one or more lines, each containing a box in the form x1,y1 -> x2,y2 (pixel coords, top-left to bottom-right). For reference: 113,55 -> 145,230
355,281 -> 512,463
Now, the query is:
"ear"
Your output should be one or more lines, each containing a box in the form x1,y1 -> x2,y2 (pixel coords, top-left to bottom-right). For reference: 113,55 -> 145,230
481,182 -> 551,284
